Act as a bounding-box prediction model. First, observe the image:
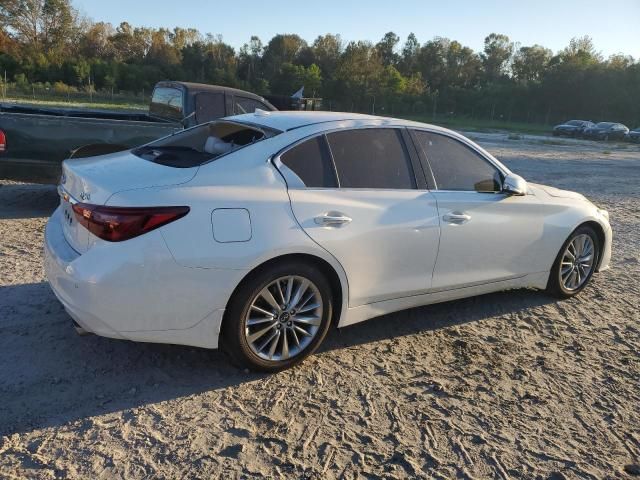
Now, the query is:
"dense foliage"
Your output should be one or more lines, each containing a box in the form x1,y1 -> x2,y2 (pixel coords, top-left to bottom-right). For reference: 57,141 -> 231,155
1,0 -> 638,125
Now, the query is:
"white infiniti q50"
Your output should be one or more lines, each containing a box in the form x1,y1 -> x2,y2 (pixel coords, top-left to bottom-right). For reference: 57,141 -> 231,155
44,111 -> 612,371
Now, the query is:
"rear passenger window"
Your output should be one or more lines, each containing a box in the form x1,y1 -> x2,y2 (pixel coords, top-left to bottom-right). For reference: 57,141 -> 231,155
327,129 -> 416,189
412,131 -> 502,192
280,136 -> 338,188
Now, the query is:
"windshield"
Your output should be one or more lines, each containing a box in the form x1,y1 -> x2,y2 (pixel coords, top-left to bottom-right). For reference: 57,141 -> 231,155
596,122 -> 614,128
566,120 -> 582,126
133,120 -> 280,168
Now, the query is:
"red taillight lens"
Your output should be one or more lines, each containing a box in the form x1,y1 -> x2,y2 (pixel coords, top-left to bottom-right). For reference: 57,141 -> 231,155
0,130 -> 6,152
72,204 -> 189,242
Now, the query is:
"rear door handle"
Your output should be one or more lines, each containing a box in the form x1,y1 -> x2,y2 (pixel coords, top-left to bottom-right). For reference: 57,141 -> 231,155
443,212 -> 471,225
315,212 -> 352,227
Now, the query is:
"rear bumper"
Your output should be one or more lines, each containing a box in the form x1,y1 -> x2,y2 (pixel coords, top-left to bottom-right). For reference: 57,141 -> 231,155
44,207 -> 241,348
44,208 -> 125,340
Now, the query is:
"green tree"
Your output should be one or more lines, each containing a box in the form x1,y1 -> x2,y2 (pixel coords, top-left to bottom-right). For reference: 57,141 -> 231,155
375,31 -> 400,67
512,45 -> 552,83
399,33 -> 419,75
481,33 -> 513,81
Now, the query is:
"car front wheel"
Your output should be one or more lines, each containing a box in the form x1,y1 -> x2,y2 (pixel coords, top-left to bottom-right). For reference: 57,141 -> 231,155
547,226 -> 600,298
222,261 -> 333,372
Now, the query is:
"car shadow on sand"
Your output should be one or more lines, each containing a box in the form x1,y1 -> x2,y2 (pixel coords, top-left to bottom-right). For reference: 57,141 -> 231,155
0,281 -> 555,436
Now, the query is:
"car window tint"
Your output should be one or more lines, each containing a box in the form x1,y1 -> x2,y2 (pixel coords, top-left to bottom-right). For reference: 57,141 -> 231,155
235,97 -> 267,114
280,136 -> 338,188
326,129 -> 416,189
195,92 -> 225,123
412,131 -> 501,192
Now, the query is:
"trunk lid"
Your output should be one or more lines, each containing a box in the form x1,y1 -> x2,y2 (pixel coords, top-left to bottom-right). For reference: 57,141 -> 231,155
59,150 -> 198,253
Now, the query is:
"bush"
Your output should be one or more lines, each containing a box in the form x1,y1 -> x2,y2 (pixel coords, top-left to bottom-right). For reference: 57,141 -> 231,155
53,81 -> 76,95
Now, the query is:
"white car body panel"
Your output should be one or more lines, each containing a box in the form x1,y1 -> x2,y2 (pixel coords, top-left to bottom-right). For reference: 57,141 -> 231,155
431,190 -> 547,289
43,112 -> 612,349
286,188 -> 440,306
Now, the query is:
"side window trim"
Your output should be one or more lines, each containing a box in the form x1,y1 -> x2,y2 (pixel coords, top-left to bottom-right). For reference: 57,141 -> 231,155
322,133 -> 341,188
400,128 -> 431,190
408,128 -> 506,193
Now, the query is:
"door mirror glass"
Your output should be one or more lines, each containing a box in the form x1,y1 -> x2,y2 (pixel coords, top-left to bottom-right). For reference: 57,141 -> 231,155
502,173 -> 528,196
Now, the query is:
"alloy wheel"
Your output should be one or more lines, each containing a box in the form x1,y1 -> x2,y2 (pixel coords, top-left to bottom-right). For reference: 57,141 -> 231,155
244,275 -> 323,361
560,234 -> 595,291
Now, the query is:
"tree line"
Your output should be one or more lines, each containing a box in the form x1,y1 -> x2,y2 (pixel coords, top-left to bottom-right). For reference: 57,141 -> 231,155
1,0 -> 639,125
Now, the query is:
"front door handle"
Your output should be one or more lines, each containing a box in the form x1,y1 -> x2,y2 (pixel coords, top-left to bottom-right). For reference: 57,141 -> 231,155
443,212 -> 471,225
315,211 -> 352,227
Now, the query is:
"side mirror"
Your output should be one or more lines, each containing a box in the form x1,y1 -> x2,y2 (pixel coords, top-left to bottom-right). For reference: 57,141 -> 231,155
502,173 -> 528,196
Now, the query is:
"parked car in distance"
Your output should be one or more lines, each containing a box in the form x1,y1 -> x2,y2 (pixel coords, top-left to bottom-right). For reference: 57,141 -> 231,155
582,122 -> 629,141
626,127 -> 640,143
0,81 -> 275,183
44,111 -> 612,372
552,120 -> 594,137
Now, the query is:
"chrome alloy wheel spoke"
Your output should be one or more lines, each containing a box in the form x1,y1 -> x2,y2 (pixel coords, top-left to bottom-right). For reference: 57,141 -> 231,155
560,234 -> 595,291
244,275 -> 323,361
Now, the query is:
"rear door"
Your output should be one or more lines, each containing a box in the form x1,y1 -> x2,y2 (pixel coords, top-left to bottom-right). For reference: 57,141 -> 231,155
276,128 -> 440,307
409,129 -> 545,290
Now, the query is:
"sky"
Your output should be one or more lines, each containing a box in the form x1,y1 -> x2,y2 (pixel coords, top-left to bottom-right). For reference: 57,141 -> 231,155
73,0 -> 640,58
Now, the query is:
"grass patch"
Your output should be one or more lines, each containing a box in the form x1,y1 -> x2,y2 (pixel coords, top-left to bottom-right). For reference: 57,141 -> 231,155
1,96 -> 147,111
396,114 -> 551,135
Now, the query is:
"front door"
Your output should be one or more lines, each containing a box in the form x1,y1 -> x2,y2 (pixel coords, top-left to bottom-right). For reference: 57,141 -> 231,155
410,129 -> 545,290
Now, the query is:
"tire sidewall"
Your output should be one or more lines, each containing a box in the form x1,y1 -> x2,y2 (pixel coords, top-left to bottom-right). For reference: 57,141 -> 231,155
223,262 -> 333,372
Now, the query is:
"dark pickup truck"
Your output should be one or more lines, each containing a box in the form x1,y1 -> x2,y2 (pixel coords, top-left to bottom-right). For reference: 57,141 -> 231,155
0,81 -> 275,183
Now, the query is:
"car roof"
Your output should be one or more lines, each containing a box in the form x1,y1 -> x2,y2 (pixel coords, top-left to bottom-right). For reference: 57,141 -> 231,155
225,111 -> 438,132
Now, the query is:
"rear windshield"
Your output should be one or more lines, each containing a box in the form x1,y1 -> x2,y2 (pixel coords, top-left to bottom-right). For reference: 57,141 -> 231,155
149,87 -> 184,121
133,120 -> 280,168
596,122 -> 614,128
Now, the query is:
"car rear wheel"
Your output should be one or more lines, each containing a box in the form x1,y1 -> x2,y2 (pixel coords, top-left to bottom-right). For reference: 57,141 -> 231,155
547,226 -> 600,298
222,261 -> 333,372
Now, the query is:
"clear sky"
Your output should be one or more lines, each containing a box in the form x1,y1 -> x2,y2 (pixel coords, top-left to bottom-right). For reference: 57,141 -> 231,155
73,0 -> 639,58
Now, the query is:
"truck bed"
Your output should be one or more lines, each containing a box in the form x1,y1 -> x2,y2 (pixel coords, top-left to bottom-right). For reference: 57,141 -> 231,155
0,106 -> 180,183
0,103 -> 168,123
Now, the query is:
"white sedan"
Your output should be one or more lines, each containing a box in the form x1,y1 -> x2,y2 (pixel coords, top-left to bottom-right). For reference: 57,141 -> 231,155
44,112 -> 612,371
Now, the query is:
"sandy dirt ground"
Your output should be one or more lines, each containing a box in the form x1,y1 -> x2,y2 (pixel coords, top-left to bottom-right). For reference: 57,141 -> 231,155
0,134 -> 639,479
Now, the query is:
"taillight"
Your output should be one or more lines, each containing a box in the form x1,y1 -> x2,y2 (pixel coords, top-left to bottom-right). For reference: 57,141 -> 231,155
72,204 -> 189,242
0,130 -> 6,152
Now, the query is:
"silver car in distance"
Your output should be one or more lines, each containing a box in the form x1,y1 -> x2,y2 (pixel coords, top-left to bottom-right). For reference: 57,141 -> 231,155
44,112 -> 612,371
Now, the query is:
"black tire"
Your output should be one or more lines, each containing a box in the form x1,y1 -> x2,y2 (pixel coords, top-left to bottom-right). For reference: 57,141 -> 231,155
221,261 -> 333,372
546,225 -> 600,299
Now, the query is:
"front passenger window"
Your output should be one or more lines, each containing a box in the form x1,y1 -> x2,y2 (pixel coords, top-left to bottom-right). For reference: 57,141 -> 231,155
412,131 -> 502,192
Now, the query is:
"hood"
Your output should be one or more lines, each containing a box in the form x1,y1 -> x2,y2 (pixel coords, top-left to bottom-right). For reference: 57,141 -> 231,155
528,183 -> 590,202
